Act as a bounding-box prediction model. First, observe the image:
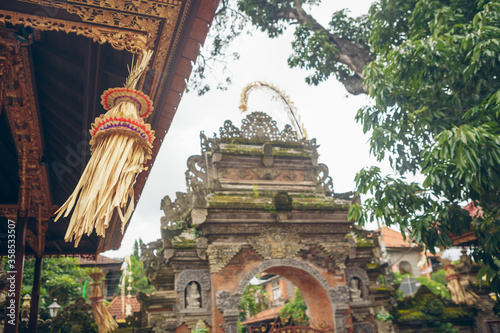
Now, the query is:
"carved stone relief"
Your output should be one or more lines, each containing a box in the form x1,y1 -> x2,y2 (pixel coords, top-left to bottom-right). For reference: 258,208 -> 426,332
196,237 -> 208,260
345,267 -> 370,302
329,286 -> 349,304
247,227 -> 303,259
353,322 -> 374,333
351,307 -> 371,322
315,164 -> 334,196
161,192 -> 189,227
150,312 -> 179,333
215,290 -> 239,313
319,243 -> 351,270
202,224 -> 349,236
216,290 -> 243,333
334,304 -> 349,333
175,270 -> 210,310
199,131 -> 219,153
376,319 -> 397,333
219,112 -> 300,143
207,244 -> 242,273
185,155 -> 207,193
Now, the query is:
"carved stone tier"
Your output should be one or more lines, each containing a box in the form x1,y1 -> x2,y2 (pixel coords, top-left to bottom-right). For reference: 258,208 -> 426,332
145,112 -> 387,333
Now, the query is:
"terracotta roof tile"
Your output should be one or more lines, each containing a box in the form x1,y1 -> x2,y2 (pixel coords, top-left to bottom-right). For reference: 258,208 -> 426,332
78,254 -> 123,265
377,227 -> 413,248
241,306 -> 283,325
107,296 -> 141,322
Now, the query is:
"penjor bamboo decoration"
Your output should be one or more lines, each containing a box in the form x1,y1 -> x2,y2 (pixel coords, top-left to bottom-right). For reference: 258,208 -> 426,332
239,81 -> 308,139
54,51 -> 156,247
87,268 -> 118,333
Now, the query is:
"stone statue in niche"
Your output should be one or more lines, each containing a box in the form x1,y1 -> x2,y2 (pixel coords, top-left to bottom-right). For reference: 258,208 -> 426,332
186,282 -> 201,309
349,277 -> 362,301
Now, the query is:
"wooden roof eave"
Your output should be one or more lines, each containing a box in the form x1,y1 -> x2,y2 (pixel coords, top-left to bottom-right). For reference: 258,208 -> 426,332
0,0 -> 220,255
99,0 -> 219,252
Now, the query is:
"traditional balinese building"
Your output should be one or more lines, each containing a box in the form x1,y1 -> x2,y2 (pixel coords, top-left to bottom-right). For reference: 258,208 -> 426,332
140,112 -> 393,333
78,254 -> 123,300
0,0 -> 219,331
378,226 -> 422,276
107,295 -> 142,323
239,273 -> 295,331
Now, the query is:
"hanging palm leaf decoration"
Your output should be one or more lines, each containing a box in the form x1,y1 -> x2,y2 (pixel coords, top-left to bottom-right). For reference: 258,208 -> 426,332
54,50 -> 155,247
87,268 -> 118,333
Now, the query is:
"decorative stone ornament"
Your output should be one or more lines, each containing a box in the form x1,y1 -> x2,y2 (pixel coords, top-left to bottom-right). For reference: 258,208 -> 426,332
345,267 -> 370,302
175,270 -> 210,310
247,227 -> 303,259
319,243 -> 351,269
207,244 -> 242,273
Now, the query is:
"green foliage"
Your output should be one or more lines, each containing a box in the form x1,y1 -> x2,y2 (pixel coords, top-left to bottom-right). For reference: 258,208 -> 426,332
186,0 -> 248,95
238,284 -> 269,322
18,256 -> 88,319
393,271 -> 450,300
353,0 -> 500,292
435,322 -> 459,333
279,288 -> 308,326
49,298 -> 98,333
237,0 -> 313,38
124,239 -> 154,296
193,0 -> 500,293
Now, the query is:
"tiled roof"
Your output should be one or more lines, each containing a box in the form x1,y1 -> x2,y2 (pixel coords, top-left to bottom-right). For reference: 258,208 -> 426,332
107,296 -> 141,322
377,226 -> 413,248
241,306 -> 283,325
79,254 -> 123,266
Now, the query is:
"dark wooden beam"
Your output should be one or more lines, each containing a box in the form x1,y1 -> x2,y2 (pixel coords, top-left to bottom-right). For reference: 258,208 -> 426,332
4,210 -> 28,333
28,254 -> 43,332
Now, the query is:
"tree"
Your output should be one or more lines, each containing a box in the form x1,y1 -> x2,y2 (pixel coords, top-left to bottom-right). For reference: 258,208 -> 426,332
120,239 -> 154,296
198,0 -> 500,290
349,0 -> 500,291
279,288 -> 308,326
238,284 -> 269,322
19,257 -> 88,319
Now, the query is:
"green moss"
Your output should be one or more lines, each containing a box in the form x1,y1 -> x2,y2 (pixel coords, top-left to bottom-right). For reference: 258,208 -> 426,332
292,198 -> 350,211
272,150 -> 314,158
370,286 -> 393,292
397,307 -> 474,322
221,147 -> 262,155
172,242 -> 196,249
220,137 -> 306,148
355,239 -> 374,247
398,309 -> 428,321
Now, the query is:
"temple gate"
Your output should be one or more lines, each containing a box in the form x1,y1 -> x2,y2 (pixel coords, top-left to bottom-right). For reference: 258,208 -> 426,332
141,112 -> 393,333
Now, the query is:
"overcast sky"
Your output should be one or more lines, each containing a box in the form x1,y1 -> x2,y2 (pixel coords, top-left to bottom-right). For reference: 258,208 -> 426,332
103,0 -> 459,260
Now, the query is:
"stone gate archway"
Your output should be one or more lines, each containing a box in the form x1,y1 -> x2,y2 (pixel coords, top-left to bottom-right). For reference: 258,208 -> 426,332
141,112 -> 389,333
214,258 -> 345,333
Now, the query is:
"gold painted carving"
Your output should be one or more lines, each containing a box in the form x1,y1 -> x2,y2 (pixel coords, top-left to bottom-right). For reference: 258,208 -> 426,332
0,11 -> 148,53
66,5 -> 161,41
207,244 -> 242,273
247,227 -> 303,260
0,26 -> 56,221
0,205 -> 18,219
26,229 -> 38,253
19,0 -> 181,17
150,0 -> 188,100
319,243 -> 351,270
